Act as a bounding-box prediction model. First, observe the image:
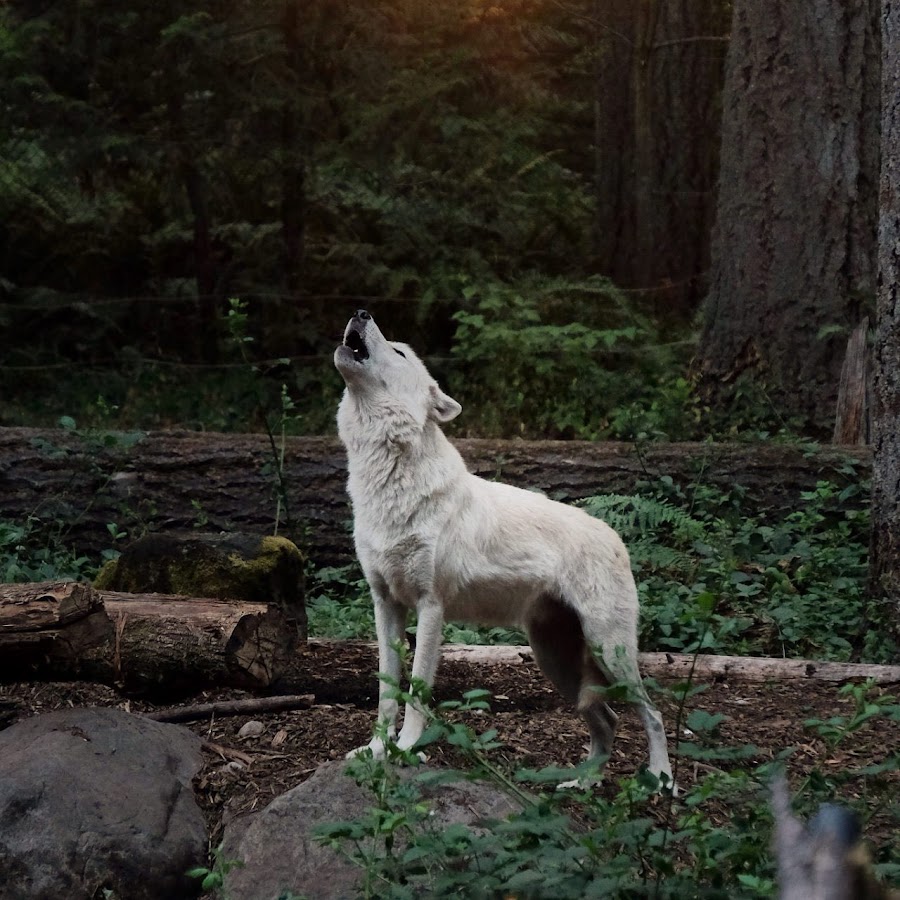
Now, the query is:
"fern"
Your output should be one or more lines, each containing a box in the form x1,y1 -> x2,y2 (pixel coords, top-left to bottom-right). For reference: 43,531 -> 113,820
580,493 -> 711,572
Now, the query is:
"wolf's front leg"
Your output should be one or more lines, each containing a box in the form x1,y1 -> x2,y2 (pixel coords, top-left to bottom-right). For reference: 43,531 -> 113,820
396,601 -> 444,752
347,590 -> 406,760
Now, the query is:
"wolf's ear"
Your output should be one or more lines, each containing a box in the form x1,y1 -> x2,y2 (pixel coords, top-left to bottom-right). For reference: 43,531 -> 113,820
429,384 -> 462,423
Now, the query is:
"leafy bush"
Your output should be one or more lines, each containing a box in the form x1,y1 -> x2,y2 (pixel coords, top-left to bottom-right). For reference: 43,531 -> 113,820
0,517 -> 98,583
448,277 -> 692,440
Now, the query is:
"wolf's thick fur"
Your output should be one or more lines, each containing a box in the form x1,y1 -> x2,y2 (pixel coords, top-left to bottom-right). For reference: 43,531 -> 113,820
334,311 -> 673,785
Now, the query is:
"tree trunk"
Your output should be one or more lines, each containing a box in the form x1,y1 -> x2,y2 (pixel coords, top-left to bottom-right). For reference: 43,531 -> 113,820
165,84 -> 218,361
0,428 -> 869,569
280,0 -> 305,297
0,582 -> 295,693
588,1 -> 729,315
631,0 -> 659,279
870,0 -> 900,638
699,0 -> 880,436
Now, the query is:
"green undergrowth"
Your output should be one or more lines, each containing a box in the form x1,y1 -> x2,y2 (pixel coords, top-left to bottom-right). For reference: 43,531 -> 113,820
308,468 -> 890,664
311,677 -> 900,899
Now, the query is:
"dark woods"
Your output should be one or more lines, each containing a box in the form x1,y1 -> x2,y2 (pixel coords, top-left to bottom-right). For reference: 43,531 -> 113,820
0,0 -> 731,437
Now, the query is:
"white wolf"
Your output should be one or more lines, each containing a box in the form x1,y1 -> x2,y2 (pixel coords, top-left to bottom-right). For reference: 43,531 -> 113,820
334,310 -> 673,786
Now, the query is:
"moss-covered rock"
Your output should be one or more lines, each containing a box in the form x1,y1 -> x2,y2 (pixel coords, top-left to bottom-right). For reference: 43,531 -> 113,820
94,533 -> 307,639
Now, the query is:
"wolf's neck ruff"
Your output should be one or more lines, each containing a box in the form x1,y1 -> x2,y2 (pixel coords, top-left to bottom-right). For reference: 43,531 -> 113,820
335,309 -> 466,529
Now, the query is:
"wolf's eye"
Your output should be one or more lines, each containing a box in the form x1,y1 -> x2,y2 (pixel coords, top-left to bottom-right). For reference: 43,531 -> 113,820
394,348 -> 406,358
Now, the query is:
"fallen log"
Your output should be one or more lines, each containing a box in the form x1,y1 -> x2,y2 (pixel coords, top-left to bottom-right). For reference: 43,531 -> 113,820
0,428 -> 870,567
0,582 -> 296,692
440,644 -> 900,684
312,641 -> 900,685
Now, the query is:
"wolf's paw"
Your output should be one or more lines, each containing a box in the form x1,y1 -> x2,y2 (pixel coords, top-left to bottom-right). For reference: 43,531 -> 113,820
345,737 -> 427,763
556,774 -> 602,792
652,770 -> 679,798
345,737 -> 388,761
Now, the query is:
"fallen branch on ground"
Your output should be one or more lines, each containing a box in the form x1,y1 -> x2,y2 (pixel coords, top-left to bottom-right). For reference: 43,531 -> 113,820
146,693 -> 316,724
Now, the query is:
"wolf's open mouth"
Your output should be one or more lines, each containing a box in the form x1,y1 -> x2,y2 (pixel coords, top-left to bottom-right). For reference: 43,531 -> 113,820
344,329 -> 369,362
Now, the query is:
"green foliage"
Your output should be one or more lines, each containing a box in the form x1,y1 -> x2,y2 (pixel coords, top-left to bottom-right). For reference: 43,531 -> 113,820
187,843 -> 244,896
307,565 -> 376,640
3,436 -> 883,665
315,678 -> 900,898
307,564 -> 524,645
448,276 -> 691,440
0,517 -> 97,583
308,470 -> 887,664
580,477 -> 892,663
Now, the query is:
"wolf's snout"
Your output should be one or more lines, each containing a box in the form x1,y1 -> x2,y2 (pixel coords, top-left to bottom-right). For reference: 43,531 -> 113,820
354,309 -> 371,321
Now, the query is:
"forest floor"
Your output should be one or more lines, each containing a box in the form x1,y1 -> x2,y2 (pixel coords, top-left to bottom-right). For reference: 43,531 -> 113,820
2,641 -> 899,852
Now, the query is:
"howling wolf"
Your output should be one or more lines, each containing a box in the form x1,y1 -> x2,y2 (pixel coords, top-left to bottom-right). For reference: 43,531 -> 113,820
334,310 -> 673,787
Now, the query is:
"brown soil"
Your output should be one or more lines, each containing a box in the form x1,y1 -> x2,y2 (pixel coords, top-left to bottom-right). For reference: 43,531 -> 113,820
1,641 -> 898,853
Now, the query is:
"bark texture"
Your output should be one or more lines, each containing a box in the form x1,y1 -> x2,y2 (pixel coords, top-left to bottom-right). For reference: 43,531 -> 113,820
700,0 -> 880,435
870,0 -> 900,633
0,428 -> 870,568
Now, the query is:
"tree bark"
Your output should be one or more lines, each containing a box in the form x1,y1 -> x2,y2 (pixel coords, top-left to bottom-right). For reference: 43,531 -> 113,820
0,582 -> 295,693
699,0 -> 880,436
0,428 -> 870,569
870,0 -> 900,635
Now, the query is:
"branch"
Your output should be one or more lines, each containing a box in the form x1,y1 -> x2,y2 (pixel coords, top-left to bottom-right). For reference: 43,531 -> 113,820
146,693 -> 315,724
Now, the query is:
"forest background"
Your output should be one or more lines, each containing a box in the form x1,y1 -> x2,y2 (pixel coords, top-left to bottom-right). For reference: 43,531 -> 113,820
1,0 -> 743,440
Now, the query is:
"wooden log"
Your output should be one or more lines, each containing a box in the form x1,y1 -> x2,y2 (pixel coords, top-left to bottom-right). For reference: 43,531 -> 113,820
833,317 -> 870,445
0,581 -> 101,632
428,644 -> 900,684
0,428 -> 871,567
0,582 -> 296,692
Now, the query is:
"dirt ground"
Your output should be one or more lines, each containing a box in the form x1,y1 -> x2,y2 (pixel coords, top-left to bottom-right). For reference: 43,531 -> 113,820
2,641 -> 898,855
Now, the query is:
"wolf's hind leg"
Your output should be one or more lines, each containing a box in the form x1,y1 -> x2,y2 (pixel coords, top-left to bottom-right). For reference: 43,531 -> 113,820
526,595 -> 618,761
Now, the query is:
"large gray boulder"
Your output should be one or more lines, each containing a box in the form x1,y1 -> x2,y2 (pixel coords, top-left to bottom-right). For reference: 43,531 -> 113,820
223,759 -> 522,900
0,708 -> 207,900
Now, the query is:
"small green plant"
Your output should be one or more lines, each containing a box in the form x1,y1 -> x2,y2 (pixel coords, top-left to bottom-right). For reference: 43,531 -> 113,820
187,843 -> 244,896
580,475 -> 892,663
226,297 -> 300,534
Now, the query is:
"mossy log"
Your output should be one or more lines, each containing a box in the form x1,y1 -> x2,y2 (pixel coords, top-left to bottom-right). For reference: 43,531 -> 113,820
0,581 -> 296,693
95,532 -> 307,641
0,428 -> 870,567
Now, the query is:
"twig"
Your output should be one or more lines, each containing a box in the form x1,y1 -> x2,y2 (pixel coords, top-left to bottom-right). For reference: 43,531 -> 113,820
145,693 -> 315,724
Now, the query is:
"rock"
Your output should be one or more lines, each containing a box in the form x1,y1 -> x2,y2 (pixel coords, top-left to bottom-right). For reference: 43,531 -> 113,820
237,720 -> 265,739
94,532 -> 307,639
0,708 -> 207,900
222,759 -> 523,900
